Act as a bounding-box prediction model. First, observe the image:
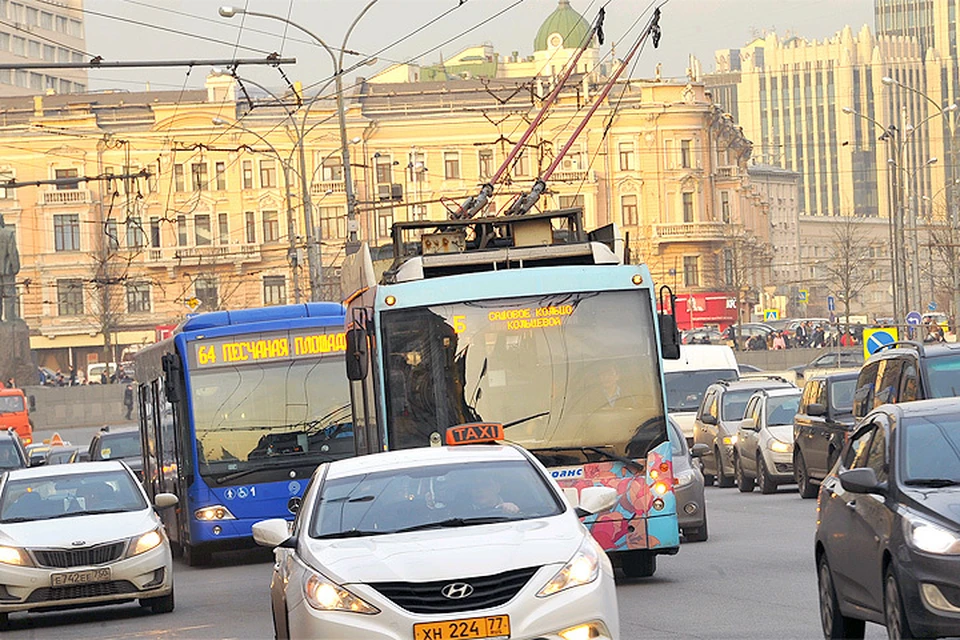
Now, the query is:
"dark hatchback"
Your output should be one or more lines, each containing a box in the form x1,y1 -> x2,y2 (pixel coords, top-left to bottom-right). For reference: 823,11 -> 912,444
815,398 -> 960,639
793,371 -> 858,499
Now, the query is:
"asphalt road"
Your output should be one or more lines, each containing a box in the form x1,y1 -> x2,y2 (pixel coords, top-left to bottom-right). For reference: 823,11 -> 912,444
3,485 -> 890,640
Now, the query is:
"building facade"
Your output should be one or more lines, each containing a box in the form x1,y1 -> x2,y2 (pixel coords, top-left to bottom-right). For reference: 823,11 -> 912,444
0,0 -> 87,96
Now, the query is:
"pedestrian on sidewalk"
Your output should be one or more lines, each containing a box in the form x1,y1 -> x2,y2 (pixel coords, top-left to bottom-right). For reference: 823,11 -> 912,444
123,383 -> 134,420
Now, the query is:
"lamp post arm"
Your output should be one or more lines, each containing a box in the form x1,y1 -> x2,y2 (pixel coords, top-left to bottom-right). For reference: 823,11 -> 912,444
234,9 -> 338,70
338,0 -> 379,71
887,77 -> 945,114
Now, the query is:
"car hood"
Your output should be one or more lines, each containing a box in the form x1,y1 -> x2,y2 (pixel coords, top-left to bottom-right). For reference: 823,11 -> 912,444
0,510 -> 156,548
767,425 -> 793,442
902,487 -> 960,528
303,514 -> 583,585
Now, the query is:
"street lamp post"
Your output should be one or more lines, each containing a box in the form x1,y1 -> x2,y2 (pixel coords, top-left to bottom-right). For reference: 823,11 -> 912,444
219,2 -> 379,268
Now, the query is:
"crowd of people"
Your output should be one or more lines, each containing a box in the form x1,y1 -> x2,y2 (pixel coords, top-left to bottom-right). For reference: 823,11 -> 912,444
38,365 -> 134,387
716,317 -> 953,351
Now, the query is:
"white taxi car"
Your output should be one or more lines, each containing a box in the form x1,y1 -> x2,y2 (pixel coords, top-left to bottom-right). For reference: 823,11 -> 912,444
0,461 -> 178,628
253,439 -> 620,640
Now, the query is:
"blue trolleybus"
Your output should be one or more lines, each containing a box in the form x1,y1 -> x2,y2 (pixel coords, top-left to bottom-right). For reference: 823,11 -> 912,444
134,303 -> 351,565
341,209 -> 683,577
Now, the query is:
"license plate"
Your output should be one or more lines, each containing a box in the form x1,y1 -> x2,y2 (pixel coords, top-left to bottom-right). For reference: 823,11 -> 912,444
51,568 -> 112,587
413,615 -> 510,640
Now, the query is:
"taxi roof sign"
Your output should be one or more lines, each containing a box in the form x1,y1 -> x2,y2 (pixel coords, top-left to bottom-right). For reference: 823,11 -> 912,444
49,432 -> 64,446
445,423 -> 505,446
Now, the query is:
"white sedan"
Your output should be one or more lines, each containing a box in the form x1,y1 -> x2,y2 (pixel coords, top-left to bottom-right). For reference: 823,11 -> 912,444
254,444 -> 620,640
0,461 -> 178,628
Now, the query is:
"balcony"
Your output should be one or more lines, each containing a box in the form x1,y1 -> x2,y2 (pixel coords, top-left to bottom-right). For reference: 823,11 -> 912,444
38,189 -> 92,206
145,244 -> 262,264
552,169 -> 595,183
716,166 -> 741,179
312,180 -> 346,195
654,221 -> 728,244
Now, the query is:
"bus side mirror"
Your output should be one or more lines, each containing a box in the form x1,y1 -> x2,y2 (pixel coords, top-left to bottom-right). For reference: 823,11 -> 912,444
659,313 -> 681,360
161,354 -> 182,403
345,328 -> 369,381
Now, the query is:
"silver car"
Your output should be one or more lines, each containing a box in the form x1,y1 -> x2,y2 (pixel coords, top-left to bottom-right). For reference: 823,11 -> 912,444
668,417 -> 708,542
734,388 -> 802,494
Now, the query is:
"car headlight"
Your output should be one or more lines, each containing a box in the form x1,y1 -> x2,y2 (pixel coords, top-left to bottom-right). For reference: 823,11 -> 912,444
538,537 -> 601,597
0,546 -> 32,566
675,468 -> 697,487
722,435 -> 737,446
129,529 -> 164,556
904,516 -> 960,555
195,505 -> 236,521
304,573 -> 380,614
768,439 -> 792,453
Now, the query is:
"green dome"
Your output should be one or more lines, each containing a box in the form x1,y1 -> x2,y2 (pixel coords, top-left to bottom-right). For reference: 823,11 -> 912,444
534,0 -> 592,52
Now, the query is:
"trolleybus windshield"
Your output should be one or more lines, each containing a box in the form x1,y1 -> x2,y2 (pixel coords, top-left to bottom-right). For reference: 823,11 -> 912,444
381,291 -> 666,459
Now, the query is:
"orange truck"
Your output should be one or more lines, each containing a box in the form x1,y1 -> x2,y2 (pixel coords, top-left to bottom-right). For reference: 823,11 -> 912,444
0,386 -> 32,445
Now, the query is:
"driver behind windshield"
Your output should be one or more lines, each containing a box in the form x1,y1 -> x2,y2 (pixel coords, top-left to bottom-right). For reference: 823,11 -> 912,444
467,476 -> 520,515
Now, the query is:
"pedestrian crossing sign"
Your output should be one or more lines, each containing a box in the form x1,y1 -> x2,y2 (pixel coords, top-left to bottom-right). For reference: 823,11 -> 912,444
764,309 -> 779,321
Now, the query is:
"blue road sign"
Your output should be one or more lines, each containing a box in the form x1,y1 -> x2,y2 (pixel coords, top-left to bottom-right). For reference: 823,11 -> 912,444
866,329 -> 896,355
906,311 -> 923,326
827,295 -> 835,312
929,301 -> 938,312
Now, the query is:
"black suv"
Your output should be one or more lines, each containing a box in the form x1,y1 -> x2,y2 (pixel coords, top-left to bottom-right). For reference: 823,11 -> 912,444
793,370 -> 858,498
693,377 -> 796,487
88,426 -> 144,480
853,341 -> 960,419
0,428 -> 28,471
815,398 -> 960,640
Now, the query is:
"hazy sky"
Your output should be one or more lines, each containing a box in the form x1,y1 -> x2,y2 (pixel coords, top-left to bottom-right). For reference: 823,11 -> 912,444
81,0 -> 875,93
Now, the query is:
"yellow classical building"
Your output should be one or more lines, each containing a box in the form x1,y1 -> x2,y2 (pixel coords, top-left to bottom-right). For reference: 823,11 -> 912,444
1,2 -> 776,374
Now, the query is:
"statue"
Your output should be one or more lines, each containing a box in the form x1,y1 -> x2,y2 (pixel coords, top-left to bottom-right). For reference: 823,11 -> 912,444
0,213 -> 20,322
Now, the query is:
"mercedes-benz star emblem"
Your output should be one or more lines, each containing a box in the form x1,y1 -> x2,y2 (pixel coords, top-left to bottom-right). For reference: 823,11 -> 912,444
440,583 -> 474,600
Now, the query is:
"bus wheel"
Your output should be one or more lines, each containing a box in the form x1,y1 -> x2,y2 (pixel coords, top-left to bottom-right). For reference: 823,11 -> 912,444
184,544 -> 211,567
621,551 -> 656,578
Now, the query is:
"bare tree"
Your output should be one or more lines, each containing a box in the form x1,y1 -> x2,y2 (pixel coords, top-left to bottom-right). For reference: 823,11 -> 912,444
715,222 -> 772,348
925,201 -> 960,327
817,216 -> 876,332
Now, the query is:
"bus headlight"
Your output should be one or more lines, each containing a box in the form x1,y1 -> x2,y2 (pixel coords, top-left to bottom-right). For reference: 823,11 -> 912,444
538,538 -> 601,597
304,573 -> 380,614
195,505 -> 236,521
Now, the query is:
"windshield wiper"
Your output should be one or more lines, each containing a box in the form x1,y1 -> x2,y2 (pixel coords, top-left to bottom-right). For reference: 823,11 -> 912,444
213,456 -> 335,484
314,528 -> 383,539
903,478 -> 960,488
530,445 -> 644,472
394,516 -> 512,534
503,411 -> 550,428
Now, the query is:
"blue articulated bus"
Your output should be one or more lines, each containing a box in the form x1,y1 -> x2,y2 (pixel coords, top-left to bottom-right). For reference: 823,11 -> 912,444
134,303 -> 351,565
341,209 -> 683,577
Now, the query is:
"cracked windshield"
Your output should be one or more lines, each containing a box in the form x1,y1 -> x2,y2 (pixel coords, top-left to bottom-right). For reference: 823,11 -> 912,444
188,333 -> 352,476
382,291 -> 666,458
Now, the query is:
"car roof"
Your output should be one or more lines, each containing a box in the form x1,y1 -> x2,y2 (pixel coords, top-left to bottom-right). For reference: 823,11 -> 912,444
807,370 -> 860,382
754,387 -> 802,398
878,397 -> 960,420
96,426 -> 140,436
712,378 -> 794,392
2,460 -> 128,481
867,341 -> 960,363
325,445 -> 530,480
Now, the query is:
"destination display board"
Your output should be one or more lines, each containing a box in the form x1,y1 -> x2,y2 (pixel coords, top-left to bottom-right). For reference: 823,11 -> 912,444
189,328 -> 347,369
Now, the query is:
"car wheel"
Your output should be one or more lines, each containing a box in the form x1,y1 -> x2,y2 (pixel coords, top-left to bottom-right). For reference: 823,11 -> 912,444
819,554 -> 865,639
757,455 -> 776,495
716,448 -> 735,488
621,551 -> 656,578
141,588 -> 175,614
184,543 -> 211,567
684,519 -> 708,543
0,611 -> 8,630
702,471 -> 715,487
736,453 -> 755,492
885,565 -> 914,640
796,452 -> 818,499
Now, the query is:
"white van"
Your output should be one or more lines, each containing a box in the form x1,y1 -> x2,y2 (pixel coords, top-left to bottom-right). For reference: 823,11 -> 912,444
664,345 -> 739,442
87,362 -> 118,383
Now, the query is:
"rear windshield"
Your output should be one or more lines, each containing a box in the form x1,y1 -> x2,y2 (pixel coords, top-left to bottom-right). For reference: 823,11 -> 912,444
924,355 -> 960,399
96,432 -> 142,460
0,396 -> 24,413
665,370 -> 739,412
830,379 -> 857,414
722,390 -> 755,421
900,414 -> 960,484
